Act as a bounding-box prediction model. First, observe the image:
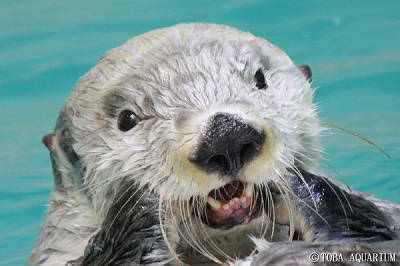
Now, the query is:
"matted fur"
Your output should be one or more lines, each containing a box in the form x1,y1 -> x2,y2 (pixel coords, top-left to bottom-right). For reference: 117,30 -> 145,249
30,24 -> 400,265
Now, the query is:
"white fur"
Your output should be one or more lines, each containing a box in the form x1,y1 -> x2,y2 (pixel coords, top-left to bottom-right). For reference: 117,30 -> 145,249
30,23 -> 324,265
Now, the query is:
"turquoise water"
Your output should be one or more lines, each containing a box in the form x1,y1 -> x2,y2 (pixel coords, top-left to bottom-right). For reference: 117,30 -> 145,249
1,1 -> 399,264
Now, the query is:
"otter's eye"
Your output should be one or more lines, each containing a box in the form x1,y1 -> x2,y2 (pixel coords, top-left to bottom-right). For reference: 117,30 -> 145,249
255,69 -> 268,90
118,110 -> 140,132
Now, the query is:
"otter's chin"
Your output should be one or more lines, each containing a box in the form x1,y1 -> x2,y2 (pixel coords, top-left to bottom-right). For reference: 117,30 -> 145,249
200,181 -> 263,229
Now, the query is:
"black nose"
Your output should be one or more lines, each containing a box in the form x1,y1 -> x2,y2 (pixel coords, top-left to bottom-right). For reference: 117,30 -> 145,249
190,113 -> 266,177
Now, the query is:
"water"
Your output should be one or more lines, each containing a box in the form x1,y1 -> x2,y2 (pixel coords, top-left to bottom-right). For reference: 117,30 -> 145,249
1,1 -> 399,264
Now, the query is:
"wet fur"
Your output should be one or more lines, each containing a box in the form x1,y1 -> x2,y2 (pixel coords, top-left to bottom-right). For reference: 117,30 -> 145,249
30,24 -> 400,265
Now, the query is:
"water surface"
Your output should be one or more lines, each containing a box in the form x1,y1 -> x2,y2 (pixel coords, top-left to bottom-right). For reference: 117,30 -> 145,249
1,1 -> 399,264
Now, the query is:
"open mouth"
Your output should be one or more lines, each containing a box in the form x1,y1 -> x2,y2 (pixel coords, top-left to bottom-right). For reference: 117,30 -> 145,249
201,181 -> 262,229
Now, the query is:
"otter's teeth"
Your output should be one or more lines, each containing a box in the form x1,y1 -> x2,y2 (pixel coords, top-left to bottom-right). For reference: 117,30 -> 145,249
229,197 -> 239,205
207,196 -> 221,211
244,183 -> 254,197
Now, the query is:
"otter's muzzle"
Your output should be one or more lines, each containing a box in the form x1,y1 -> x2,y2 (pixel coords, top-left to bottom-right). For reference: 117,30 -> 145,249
190,113 -> 266,177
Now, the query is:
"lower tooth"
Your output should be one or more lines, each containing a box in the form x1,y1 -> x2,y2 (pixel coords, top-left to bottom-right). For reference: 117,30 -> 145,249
207,196 -> 221,210
244,183 -> 253,197
228,197 -> 240,206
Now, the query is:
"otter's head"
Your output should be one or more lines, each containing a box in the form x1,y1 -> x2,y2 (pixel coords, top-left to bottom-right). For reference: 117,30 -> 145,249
50,24 -> 321,263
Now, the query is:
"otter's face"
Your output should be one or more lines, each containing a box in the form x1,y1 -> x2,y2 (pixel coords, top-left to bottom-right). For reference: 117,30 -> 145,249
61,24 -> 321,262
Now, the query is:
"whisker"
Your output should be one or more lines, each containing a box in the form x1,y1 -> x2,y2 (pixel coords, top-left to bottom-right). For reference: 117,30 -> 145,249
319,176 -> 353,229
180,199 -> 208,258
275,172 -> 297,240
321,121 -> 391,158
220,186 -> 230,202
185,198 -> 225,265
105,185 -> 149,240
195,198 -> 233,262
284,165 -> 333,232
179,200 -> 204,256
158,198 -> 183,265
321,160 -> 352,191
262,185 -> 274,240
281,157 -> 318,210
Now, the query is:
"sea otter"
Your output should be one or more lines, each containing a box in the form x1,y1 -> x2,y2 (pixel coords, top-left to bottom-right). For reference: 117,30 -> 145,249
29,23 -> 400,265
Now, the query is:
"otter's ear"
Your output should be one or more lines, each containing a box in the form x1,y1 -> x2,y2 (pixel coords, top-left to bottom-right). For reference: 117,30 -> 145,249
43,128 -> 83,187
299,64 -> 312,82
42,133 -> 58,153
42,129 -> 80,170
